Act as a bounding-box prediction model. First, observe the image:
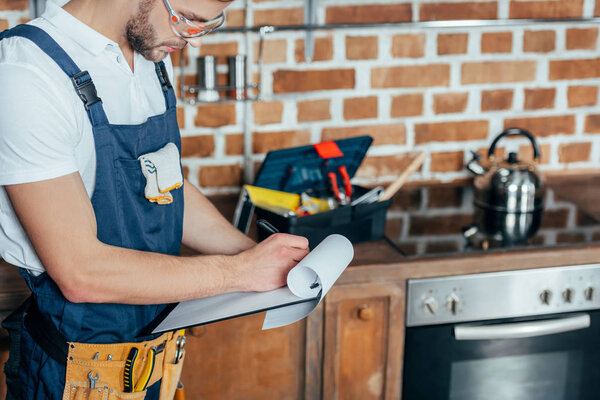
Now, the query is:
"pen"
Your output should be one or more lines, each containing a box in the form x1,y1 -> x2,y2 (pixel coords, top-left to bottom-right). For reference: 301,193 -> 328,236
257,219 -> 279,235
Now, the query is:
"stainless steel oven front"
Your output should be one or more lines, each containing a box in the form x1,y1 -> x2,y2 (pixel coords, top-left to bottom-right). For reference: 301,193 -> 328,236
402,264 -> 600,400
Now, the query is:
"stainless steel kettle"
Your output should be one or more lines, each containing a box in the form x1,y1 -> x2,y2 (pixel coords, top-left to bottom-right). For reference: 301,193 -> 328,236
465,128 -> 545,245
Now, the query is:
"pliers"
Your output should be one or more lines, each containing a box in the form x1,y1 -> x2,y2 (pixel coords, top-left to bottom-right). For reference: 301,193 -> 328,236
328,165 -> 352,205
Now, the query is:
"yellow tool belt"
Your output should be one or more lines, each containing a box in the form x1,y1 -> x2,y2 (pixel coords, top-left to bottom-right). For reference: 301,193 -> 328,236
61,330 -> 186,400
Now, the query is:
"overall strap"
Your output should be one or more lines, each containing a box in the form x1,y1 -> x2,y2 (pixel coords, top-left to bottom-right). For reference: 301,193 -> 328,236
154,61 -> 177,110
0,25 -> 109,127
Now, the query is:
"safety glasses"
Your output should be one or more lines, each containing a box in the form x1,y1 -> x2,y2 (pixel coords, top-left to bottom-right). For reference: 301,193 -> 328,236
162,0 -> 225,38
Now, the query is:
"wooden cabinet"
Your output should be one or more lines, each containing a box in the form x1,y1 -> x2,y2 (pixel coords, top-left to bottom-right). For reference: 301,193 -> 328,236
322,283 -> 405,400
180,312 -> 311,400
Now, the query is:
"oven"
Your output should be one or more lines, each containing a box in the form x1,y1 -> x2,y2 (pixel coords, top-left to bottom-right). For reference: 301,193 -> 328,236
402,264 -> 600,400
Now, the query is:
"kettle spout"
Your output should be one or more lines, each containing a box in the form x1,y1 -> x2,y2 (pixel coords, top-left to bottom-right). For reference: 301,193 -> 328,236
466,151 -> 486,176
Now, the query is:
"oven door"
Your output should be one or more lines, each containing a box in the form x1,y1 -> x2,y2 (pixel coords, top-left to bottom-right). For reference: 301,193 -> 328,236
402,310 -> 600,400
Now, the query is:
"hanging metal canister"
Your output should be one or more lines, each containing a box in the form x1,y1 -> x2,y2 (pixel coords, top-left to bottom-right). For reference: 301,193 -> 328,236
197,56 -> 219,102
227,55 -> 247,100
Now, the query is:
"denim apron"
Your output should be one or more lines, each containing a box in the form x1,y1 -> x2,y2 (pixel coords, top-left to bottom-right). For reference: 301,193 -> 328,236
0,25 -> 184,399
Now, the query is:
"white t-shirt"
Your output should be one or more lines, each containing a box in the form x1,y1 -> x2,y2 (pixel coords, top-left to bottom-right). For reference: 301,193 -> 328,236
0,1 -> 175,275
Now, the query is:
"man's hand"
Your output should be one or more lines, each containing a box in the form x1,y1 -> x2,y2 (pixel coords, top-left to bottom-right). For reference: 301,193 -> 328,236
228,233 -> 310,292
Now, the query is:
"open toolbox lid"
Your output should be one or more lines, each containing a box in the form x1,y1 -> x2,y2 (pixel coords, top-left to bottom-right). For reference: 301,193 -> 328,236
253,135 -> 373,194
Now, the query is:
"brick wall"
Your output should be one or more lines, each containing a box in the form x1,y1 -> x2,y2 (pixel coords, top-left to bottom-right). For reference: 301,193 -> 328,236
2,0 -> 600,193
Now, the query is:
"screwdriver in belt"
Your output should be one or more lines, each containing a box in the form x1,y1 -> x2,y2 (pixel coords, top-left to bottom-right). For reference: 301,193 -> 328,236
123,348 -> 138,393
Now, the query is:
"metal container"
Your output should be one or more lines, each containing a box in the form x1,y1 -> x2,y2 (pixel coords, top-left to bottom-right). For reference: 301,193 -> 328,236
465,128 -> 545,244
227,55 -> 247,100
197,56 -> 218,102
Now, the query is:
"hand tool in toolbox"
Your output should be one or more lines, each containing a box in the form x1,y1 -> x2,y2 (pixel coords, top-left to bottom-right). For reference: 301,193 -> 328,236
379,151 -> 426,201
251,136 -> 393,248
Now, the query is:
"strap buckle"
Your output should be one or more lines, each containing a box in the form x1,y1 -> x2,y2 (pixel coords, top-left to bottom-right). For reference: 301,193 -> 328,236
155,63 -> 172,92
71,71 -> 102,110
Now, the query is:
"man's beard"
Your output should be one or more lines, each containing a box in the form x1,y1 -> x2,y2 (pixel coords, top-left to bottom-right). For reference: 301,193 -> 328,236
125,0 -> 185,62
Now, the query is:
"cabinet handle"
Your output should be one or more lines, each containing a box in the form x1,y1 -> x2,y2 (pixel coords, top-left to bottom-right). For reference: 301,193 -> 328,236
357,305 -> 374,321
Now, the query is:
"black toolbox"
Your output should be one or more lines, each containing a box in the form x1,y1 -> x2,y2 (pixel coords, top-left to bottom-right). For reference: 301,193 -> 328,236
252,136 -> 391,248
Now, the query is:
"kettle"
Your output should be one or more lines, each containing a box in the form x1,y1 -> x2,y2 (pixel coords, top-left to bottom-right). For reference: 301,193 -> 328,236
465,128 -> 545,245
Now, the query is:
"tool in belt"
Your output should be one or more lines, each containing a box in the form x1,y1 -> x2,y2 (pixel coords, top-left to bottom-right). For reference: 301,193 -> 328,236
24,301 -> 186,393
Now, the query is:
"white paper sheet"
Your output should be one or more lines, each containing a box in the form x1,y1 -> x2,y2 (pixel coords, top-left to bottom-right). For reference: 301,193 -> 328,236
151,234 -> 354,333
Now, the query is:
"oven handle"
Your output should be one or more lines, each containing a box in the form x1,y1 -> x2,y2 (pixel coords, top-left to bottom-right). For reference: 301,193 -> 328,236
454,313 -> 590,340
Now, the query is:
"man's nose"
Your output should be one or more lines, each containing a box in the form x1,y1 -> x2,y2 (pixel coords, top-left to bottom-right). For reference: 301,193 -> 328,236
184,37 -> 202,48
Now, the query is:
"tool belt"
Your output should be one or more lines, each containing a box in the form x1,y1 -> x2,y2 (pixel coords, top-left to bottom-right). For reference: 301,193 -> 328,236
25,301 -> 186,400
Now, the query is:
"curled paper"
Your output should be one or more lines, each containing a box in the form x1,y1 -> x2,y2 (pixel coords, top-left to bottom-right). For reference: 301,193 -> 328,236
149,234 -> 354,334
263,234 -> 354,329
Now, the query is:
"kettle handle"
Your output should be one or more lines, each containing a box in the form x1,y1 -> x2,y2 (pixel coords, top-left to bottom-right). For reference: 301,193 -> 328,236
488,128 -> 540,162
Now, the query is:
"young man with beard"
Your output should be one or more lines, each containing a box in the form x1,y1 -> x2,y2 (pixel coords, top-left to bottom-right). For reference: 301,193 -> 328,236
0,0 -> 309,398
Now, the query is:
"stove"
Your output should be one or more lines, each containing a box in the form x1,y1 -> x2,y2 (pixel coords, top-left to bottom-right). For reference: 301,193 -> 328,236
384,176 -> 600,258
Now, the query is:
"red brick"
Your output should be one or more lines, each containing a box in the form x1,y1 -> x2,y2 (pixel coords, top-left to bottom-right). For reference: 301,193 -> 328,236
430,151 -> 464,172
0,0 -> 27,10
391,94 -> 424,117
225,134 -> 243,156
346,36 -> 378,60
420,2 -> 497,20
481,89 -> 514,111
198,164 -> 243,187
523,30 -> 556,53
297,99 -> 331,122
325,4 -> 412,24
437,33 -> 469,55
181,135 -> 215,158
273,69 -> 355,93
585,114 -> 600,133
253,8 -> 304,26
252,130 -> 311,153
295,37 -> 334,63
199,42 -> 239,65
509,0 -> 583,18
391,34 -> 426,58
524,88 -> 556,110
559,142 -> 592,163
503,115 -> 575,136
182,166 -> 189,180
568,86 -> 598,108
415,121 -> 489,144
518,143 -> 551,165
0,19 -> 8,30
481,32 -> 512,53
372,64 -> 450,88
176,107 -> 185,129
253,39 -> 287,64
225,9 -> 246,28
462,61 -> 536,84
597,0 -> 600,16
343,96 -> 378,120
433,92 -> 469,114
253,101 -> 283,125
194,103 -> 236,127
541,209 -> 569,229
549,58 -> 600,80
355,154 -> 423,179
321,123 -> 406,146
566,28 -> 598,50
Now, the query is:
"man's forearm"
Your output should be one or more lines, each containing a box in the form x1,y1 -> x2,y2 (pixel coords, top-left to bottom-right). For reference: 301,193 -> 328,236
57,241 -> 243,305
182,179 -> 255,255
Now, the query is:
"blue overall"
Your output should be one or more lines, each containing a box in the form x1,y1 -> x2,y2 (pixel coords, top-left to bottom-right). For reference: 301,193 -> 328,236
0,25 -> 184,399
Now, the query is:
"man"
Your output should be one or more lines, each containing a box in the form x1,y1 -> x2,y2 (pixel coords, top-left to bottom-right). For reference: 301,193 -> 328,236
0,0 -> 309,399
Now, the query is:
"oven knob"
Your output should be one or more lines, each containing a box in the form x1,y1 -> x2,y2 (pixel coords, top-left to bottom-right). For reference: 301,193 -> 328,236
540,289 -> 552,305
562,288 -> 574,303
446,294 -> 460,315
584,287 -> 594,301
423,297 -> 438,315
